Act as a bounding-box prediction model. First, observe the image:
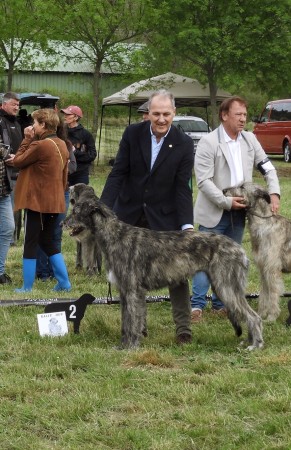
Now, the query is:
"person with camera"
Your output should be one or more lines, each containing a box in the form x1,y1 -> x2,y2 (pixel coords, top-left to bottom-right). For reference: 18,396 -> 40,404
0,141 -> 15,284
0,92 -> 23,248
0,92 -> 22,284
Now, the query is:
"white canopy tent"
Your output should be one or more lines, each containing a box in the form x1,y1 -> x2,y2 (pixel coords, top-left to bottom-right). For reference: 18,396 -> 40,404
102,72 -> 232,108
98,72 -> 232,161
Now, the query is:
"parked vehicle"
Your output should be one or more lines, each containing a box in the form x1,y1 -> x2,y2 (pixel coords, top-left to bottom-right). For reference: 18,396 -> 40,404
0,92 -> 59,111
172,115 -> 210,154
0,92 -> 60,135
253,99 -> 291,162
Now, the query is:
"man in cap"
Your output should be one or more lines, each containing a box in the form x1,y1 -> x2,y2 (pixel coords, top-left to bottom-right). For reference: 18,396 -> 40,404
137,101 -> 150,122
61,105 -> 96,185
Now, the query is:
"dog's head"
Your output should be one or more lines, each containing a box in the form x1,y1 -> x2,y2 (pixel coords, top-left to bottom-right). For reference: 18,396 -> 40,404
223,183 -> 271,208
64,198 -> 115,240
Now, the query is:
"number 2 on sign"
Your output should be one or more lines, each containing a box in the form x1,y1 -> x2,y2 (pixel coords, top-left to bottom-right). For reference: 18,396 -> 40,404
69,304 -> 77,319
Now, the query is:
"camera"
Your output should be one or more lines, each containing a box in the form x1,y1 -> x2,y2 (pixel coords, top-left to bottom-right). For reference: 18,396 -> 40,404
0,143 -> 11,160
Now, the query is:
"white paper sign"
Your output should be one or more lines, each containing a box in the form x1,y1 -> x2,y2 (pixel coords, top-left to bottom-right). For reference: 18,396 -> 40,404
37,311 -> 68,337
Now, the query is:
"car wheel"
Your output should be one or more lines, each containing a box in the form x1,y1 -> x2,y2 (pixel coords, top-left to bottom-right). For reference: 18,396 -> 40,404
283,142 -> 291,163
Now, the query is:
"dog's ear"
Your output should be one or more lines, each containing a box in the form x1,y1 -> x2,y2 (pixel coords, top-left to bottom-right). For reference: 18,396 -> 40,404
89,200 -> 115,219
90,204 -> 108,218
255,187 -> 271,204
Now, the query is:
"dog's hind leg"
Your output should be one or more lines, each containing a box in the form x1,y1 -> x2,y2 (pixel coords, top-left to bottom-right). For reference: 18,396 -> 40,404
212,278 -> 263,350
221,290 -> 263,350
95,244 -> 103,275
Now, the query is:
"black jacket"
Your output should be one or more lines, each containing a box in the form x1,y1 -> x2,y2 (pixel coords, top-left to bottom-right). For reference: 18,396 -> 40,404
100,121 -> 194,231
0,109 -> 22,188
67,123 -> 96,182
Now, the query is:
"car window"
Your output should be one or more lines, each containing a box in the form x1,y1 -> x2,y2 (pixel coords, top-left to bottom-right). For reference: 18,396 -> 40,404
270,103 -> 291,122
259,105 -> 271,123
173,119 -> 208,132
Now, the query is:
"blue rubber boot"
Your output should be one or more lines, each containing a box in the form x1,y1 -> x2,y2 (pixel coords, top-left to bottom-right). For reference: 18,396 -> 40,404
15,258 -> 36,292
49,253 -> 71,291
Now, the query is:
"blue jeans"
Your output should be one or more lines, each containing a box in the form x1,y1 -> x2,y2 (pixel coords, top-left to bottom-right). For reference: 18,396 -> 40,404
36,191 -> 69,279
0,195 -> 15,275
191,210 -> 246,310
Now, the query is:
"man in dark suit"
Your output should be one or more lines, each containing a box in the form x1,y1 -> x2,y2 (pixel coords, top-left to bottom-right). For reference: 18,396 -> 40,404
100,89 -> 194,344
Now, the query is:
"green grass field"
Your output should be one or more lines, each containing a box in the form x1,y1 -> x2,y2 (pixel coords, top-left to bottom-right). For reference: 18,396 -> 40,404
1,156 -> 291,449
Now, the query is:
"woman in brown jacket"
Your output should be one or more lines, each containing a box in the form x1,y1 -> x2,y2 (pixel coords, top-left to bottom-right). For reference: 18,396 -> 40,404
9,108 -> 71,292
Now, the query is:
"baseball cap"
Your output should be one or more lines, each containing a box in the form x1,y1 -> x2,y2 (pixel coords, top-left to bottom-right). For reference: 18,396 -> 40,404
61,105 -> 83,118
137,101 -> 149,113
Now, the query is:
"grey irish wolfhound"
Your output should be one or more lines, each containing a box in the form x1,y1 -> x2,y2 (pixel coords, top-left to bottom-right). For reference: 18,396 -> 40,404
69,184 -> 102,275
224,182 -> 289,321
64,194 -> 263,350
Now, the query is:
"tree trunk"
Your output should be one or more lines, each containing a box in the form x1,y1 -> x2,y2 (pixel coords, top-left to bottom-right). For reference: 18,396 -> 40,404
206,67 -> 219,129
92,62 -> 101,141
7,62 -> 14,91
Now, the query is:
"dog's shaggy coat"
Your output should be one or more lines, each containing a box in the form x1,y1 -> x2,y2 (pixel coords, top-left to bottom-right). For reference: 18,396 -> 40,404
224,182 -> 287,321
69,184 -> 102,275
64,196 -> 263,350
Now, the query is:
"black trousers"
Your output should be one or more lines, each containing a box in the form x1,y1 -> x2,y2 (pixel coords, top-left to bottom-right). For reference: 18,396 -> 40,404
23,209 -> 59,259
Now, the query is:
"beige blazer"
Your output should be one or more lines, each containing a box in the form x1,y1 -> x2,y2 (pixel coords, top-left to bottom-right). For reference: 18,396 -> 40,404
194,125 -> 280,228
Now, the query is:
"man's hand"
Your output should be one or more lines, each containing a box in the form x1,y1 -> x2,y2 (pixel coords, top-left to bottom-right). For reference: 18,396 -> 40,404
231,196 -> 246,210
270,193 -> 280,215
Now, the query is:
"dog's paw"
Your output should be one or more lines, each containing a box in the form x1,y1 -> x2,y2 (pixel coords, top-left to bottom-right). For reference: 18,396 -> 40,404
239,339 -> 264,351
246,342 -> 264,351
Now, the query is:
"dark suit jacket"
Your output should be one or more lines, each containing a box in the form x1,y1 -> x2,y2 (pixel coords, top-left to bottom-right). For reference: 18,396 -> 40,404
100,121 -> 194,231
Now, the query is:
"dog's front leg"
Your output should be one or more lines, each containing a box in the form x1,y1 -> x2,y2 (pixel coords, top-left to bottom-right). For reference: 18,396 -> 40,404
120,290 -> 145,349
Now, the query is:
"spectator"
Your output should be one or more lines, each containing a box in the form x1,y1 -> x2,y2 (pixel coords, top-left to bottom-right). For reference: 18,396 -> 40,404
137,101 -> 150,121
100,89 -> 194,345
8,108 -> 71,292
0,139 -> 15,284
18,108 -> 32,135
0,92 -> 23,245
36,117 -> 77,281
60,105 -> 96,186
191,96 -> 280,322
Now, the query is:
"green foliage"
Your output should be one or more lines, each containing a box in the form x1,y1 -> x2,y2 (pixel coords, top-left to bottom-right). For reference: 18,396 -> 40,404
136,0 -> 291,126
0,0 -> 60,90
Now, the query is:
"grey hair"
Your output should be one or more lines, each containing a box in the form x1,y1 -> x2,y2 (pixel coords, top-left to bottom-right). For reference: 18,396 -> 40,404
2,92 -> 20,105
148,89 -> 175,110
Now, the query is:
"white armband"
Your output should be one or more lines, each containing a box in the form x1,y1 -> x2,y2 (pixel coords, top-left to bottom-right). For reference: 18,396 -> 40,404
257,158 -> 275,175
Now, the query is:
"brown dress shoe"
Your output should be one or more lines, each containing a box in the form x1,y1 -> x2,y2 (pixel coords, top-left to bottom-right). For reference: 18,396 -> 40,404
191,309 -> 203,323
176,333 -> 192,345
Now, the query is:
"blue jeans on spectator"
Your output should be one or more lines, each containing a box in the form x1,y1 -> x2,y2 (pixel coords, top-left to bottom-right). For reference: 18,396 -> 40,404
36,191 -> 70,279
191,210 -> 246,311
0,195 -> 15,275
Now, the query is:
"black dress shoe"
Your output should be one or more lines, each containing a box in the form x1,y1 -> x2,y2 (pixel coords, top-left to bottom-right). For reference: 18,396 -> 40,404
0,273 -> 12,284
176,333 -> 192,345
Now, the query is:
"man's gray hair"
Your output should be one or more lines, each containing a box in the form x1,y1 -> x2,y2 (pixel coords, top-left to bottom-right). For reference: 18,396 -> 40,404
2,92 -> 20,105
148,89 -> 175,110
